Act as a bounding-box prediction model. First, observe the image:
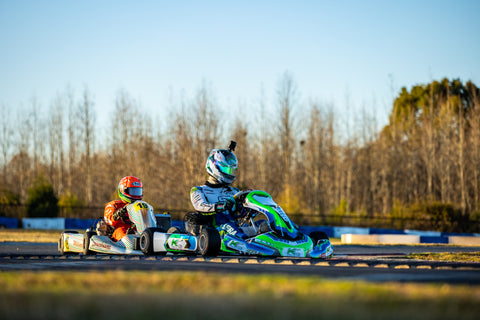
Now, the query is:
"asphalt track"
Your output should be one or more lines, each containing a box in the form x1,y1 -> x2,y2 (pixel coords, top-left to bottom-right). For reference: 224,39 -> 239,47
1,242 -> 479,284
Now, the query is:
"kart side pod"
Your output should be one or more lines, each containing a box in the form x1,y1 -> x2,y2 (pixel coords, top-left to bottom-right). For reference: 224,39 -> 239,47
140,227 -> 221,256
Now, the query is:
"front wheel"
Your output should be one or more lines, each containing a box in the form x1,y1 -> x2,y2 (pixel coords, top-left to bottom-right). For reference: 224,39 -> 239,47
309,231 -> 329,245
58,231 -> 79,255
140,227 -> 166,255
198,227 -> 221,256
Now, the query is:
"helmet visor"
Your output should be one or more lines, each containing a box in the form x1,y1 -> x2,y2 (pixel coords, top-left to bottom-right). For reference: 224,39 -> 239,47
218,162 -> 236,175
126,187 -> 143,197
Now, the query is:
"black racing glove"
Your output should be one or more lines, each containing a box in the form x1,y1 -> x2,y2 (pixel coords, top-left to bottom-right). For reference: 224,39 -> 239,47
215,197 -> 236,213
113,206 -> 128,221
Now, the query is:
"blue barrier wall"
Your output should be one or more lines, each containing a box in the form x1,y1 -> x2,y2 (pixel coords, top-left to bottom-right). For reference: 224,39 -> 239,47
65,218 -> 97,230
0,217 -> 19,229
2,216 -> 478,243
369,228 -> 405,235
420,236 -> 449,244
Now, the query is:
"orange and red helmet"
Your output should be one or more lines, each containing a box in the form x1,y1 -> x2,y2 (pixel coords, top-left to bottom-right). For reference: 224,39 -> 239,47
118,176 -> 143,203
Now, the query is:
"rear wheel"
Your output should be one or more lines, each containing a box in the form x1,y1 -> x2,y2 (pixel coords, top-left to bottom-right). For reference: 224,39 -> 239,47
198,227 -> 221,256
83,231 -> 95,255
140,227 -> 166,255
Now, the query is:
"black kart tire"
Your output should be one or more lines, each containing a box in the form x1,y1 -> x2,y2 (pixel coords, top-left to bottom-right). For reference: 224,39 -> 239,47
58,233 -> 66,254
58,231 -> 79,255
198,227 -> 221,256
83,231 -> 95,255
309,231 -> 329,245
140,227 -> 166,256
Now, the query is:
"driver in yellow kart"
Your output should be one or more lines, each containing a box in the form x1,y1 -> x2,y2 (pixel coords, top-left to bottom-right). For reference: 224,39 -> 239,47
104,176 -> 143,241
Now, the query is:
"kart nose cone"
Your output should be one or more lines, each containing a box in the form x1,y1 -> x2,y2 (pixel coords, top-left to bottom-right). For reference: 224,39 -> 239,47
309,239 -> 334,259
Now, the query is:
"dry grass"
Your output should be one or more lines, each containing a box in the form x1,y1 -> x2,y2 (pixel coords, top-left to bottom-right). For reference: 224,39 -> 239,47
406,252 -> 480,262
0,271 -> 479,320
0,229 -> 62,243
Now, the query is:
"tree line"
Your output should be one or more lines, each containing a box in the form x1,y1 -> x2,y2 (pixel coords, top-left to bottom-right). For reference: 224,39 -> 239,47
1,75 -> 479,232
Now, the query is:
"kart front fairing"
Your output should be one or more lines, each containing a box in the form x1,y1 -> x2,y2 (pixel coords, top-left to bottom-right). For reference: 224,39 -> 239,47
243,191 -> 300,240
88,234 -> 143,254
221,230 -> 332,258
219,190 -> 334,258
59,231 -> 144,255
127,201 -> 157,231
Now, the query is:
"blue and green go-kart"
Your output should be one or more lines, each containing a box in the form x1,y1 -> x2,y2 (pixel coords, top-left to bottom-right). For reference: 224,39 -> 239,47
214,190 -> 333,259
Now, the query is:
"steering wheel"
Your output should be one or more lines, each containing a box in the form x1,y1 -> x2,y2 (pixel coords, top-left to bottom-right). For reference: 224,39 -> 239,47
232,189 -> 252,203
231,189 -> 252,219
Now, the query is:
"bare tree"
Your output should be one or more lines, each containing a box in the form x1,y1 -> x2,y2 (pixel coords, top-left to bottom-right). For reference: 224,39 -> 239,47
230,117 -> 249,189
77,88 -> 96,204
0,103 -> 12,185
276,72 -> 298,187
65,88 -> 78,194
30,98 -> 44,179
11,107 -> 33,201
48,94 -> 65,195
248,85 -> 271,191
302,103 -> 327,215
467,89 -> 480,213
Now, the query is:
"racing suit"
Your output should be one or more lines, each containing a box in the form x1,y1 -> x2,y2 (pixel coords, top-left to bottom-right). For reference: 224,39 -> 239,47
190,181 -> 246,238
104,200 -> 134,241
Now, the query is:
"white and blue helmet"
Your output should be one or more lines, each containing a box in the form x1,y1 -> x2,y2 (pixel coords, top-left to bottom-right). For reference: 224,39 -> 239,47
206,148 -> 238,184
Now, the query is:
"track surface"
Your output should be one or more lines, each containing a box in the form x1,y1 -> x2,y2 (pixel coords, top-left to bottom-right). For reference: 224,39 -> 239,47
1,242 -> 479,284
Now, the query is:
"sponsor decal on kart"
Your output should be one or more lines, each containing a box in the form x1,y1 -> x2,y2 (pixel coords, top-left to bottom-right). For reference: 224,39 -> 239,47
224,236 -> 273,255
225,238 -> 247,253
64,234 -> 84,252
255,233 -> 308,246
281,247 -> 305,257
253,237 -> 273,247
220,223 -> 239,236
252,234 -> 310,257
167,235 -> 191,250
91,238 -> 112,250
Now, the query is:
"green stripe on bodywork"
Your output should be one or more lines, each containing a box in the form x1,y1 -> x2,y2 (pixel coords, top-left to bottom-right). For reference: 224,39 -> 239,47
219,230 -> 236,253
254,233 -> 313,252
245,191 -> 295,233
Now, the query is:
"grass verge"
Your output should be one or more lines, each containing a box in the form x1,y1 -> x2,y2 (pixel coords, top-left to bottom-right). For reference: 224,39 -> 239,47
405,252 -> 480,262
0,271 -> 479,320
0,229 -> 62,243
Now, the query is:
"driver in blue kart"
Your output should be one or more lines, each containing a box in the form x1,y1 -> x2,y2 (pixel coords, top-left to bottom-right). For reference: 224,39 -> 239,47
187,141 -> 248,239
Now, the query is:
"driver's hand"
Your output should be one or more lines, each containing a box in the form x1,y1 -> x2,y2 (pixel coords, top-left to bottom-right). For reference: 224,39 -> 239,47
113,206 -> 128,221
215,197 -> 236,213
225,197 -> 236,211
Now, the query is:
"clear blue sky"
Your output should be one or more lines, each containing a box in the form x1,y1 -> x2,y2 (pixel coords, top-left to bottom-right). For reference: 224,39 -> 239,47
1,0 -> 479,131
